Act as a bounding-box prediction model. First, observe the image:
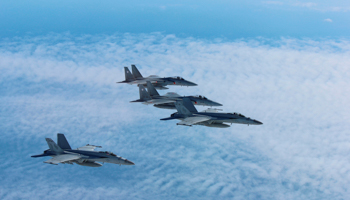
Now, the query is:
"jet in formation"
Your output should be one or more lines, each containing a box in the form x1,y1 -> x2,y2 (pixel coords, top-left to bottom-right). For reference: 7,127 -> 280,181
131,81 -> 222,109
160,98 -> 263,128
118,64 -> 197,90
31,133 -> 135,167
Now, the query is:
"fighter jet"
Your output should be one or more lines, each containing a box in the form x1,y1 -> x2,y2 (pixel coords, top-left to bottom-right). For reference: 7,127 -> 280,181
131,81 -> 222,108
160,98 -> 263,128
130,84 -> 175,105
31,133 -> 135,167
117,65 -> 197,90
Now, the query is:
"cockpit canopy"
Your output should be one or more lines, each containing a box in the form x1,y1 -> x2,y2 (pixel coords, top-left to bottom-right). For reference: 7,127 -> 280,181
195,95 -> 208,100
100,151 -> 117,157
171,76 -> 185,80
232,112 -> 245,117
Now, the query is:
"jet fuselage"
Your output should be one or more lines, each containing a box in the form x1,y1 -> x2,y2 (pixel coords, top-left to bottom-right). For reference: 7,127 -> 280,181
33,149 -> 135,165
154,96 -> 222,109
169,112 -> 263,126
124,76 -> 197,89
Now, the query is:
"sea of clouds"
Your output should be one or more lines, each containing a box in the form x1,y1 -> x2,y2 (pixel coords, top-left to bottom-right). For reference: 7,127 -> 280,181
0,33 -> 350,199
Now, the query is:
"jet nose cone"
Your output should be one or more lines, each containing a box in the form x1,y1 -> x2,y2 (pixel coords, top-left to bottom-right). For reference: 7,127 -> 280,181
183,81 -> 197,86
253,120 -> 263,125
125,160 -> 135,165
212,101 -> 223,106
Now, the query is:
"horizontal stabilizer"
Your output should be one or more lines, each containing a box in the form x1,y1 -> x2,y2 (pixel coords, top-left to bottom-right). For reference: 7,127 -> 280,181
117,80 -> 129,83
160,117 -> 177,121
31,153 -> 50,158
130,99 -> 145,103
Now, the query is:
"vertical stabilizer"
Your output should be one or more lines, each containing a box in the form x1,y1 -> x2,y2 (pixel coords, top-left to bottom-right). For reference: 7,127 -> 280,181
175,98 -> 198,115
45,138 -> 64,154
124,67 -> 135,82
57,133 -> 71,150
131,65 -> 143,79
146,81 -> 160,97
139,85 -> 152,101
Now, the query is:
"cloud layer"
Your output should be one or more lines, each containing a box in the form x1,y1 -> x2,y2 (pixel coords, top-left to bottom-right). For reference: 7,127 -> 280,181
1,33 -> 350,199
262,0 -> 350,12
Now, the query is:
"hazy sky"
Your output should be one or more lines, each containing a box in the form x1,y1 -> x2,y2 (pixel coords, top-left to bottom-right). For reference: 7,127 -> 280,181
1,1 -> 350,200
1,1 -> 350,39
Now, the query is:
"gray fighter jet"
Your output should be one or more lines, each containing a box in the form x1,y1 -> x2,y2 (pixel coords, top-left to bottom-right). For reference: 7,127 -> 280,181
118,65 -> 197,90
131,81 -> 222,108
31,133 -> 134,167
160,98 -> 263,128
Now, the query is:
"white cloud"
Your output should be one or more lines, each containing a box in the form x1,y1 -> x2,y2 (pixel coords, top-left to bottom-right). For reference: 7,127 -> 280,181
293,2 -> 317,8
261,0 -> 350,12
324,18 -> 333,22
263,1 -> 284,5
1,33 -> 350,199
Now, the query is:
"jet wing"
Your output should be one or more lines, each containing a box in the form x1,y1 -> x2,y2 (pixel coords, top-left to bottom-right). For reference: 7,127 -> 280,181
44,154 -> 81,165
77,144 -> 102,151
177,115 -> 211,126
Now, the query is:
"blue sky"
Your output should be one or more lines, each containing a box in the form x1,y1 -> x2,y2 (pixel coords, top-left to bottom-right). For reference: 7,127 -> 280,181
1,1 -> 350,200
1,1 -> 350,39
